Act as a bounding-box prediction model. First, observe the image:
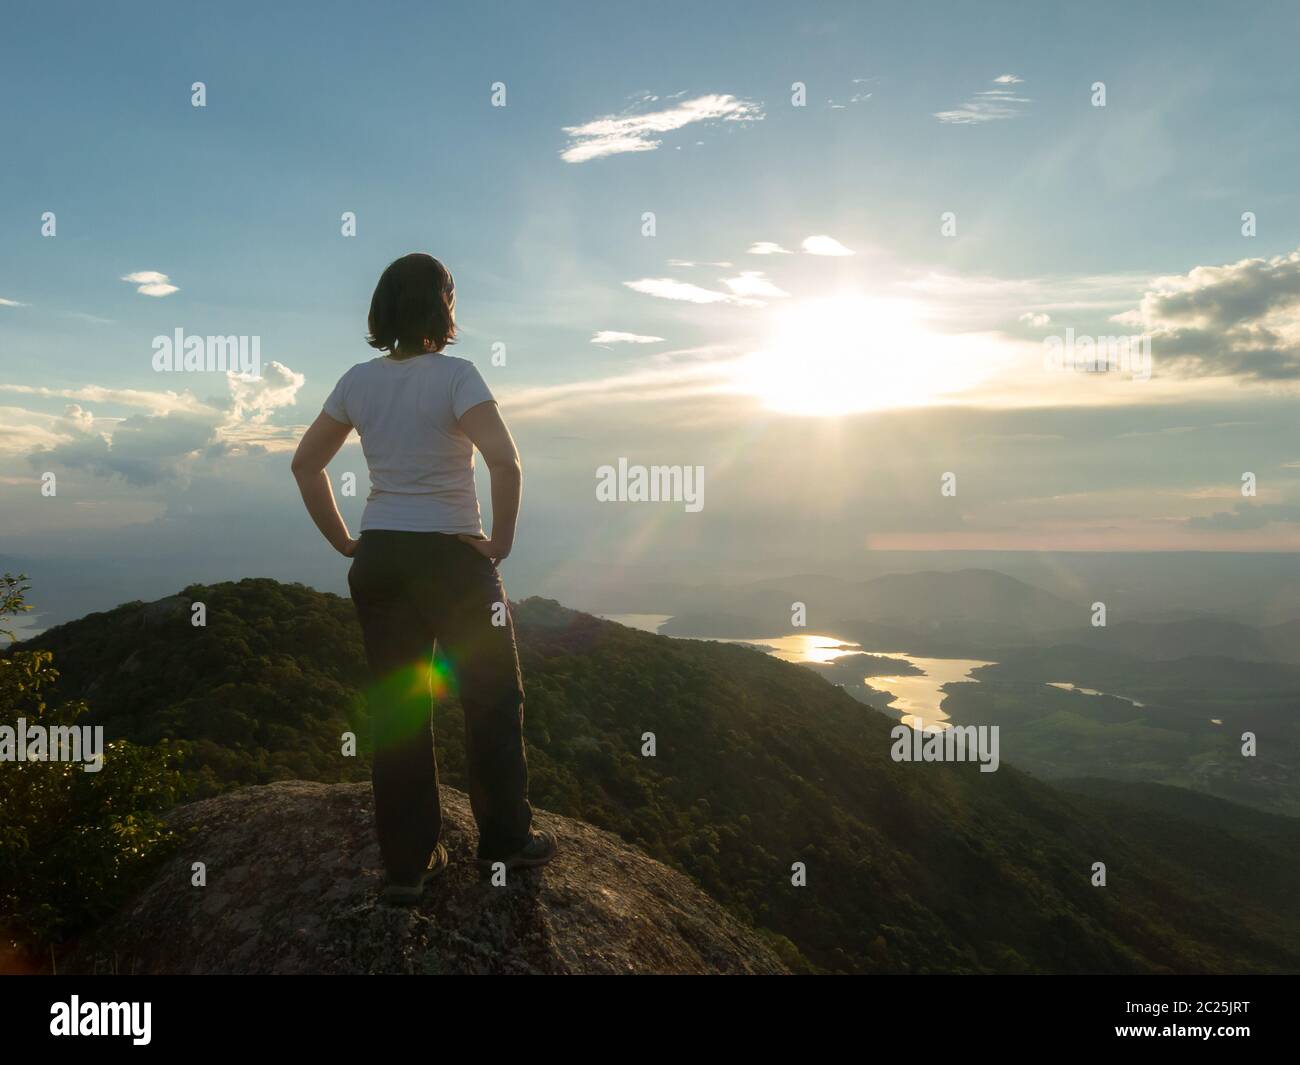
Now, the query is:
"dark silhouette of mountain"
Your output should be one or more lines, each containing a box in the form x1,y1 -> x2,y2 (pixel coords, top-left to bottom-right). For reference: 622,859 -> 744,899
852,569 -> 1080,629
18,580 -> 1300,973
659,568 -> 1082,642
627,571 -> 1300,666
1262,619 -> 1300,664
1081,617 -> 1286,662
658,611 -> 788,637
65,780 -> 786,975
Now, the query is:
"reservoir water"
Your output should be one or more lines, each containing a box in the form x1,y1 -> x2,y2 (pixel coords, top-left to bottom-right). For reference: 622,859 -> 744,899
600,614 -> 991,729
1046,681 -> 1145,708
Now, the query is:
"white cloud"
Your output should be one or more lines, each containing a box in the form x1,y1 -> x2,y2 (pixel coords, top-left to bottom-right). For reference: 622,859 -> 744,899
2,363 -> 307,477
591,330 -> 666,345
121,270 -> 179,297
27,409 -> 217,486
1188,501 -> 1300,531
1112,248 -> 1300,380
502,358 -> 738,421
1018,311 -> 1052,327
0,405 -> 69,454
935,76 -> 1031,124
720,271 -> 790,300
801,235 -> 855,257
60,404 -> 96,434
747,242 -> 792,255
226,362 -> 305,423
561,93 -> 763,163
898,270 -> 1152,329
828,75 -> 877,109
624,277 -> 762,307
0,383 -> 212,417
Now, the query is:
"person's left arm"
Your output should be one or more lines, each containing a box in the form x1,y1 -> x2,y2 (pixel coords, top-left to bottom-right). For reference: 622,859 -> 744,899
457,400 -> 521,564
291,412 -> 358,556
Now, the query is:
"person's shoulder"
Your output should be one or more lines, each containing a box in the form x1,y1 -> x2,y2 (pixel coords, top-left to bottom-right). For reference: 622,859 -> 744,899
441,355 -> 495,415
338,356 -> 387,380
437,354 -> 481,374
437,355 -> 492,388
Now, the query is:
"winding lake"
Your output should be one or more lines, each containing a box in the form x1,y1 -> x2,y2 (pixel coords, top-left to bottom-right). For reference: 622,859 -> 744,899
600,615 -> 992,729
862,653 -> 995,730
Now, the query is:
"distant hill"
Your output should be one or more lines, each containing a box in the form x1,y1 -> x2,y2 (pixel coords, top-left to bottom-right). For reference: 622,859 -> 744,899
852,569 -> 1080,630
18,579 -> 1300,973
946,643 -> 1300,815
1263,619 -> 1300,664
685,568 -> 1081,638
658,611 -> 788,638
535,552 -> 1300,630
1077,617 -> 1294,663
642,570 -> 1300,666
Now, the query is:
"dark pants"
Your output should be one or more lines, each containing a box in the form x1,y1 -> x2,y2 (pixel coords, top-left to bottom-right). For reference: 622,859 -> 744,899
348,530 -> 532,878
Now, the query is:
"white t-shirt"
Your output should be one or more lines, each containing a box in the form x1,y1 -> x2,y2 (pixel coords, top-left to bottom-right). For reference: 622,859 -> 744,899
322,353 -> 495,534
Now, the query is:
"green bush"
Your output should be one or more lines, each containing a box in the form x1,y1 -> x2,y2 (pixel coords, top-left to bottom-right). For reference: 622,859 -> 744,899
0,575 -> 189,967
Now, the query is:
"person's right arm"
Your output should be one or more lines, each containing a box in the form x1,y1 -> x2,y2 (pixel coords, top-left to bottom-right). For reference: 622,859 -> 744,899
457,401 -> 521,563
290,412 -> 358,556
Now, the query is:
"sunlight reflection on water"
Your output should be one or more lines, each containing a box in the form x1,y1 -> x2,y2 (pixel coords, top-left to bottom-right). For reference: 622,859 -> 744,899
599,615 -> 994,731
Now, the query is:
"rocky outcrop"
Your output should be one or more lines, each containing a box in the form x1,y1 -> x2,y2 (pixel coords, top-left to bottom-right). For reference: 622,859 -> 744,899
68,781 -> 787,975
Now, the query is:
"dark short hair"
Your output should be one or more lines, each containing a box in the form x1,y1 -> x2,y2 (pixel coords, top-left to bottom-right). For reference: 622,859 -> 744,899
366,253 -> 457,354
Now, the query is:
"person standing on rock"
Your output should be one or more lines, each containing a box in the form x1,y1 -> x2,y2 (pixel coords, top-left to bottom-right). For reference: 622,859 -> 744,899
291,252 -> 557,903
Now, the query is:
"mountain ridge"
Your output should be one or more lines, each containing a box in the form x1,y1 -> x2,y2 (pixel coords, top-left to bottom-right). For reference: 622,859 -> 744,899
16,579 -> 1300,973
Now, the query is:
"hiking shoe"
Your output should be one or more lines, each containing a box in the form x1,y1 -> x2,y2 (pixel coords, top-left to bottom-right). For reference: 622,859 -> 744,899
380,843 -> 448,905
479,829 -> 558,873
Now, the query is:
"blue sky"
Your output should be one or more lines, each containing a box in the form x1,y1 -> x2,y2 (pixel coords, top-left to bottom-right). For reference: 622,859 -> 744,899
3,0 -> 1300,622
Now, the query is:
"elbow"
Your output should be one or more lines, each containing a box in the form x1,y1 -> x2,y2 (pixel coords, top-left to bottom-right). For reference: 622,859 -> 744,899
493,457 -> 522,480
290,453 -> 319,480
488,450 -> 521,477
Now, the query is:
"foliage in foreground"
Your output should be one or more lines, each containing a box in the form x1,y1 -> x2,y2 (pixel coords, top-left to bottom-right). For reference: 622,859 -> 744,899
0,575 -> 188,966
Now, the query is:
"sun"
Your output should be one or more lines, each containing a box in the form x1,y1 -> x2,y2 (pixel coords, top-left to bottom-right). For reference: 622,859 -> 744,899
735,293 -> 995,416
